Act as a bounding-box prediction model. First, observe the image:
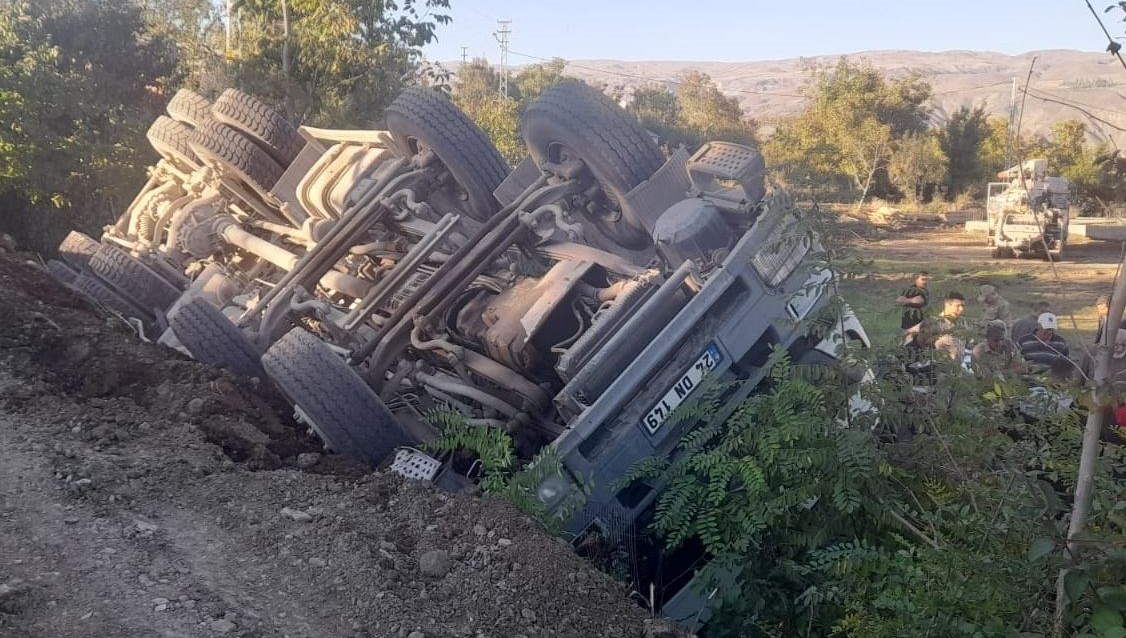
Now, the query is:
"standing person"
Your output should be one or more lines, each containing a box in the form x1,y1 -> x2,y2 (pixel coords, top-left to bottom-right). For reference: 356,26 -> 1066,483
978,284 -> 1012,325
1091,293 -> 1126,345
1017,312 -> 1070,370
1095,294 -> 1110,344
1012,300 -> 1051,344
933,291 -> 968,362
896,272 -> 929,332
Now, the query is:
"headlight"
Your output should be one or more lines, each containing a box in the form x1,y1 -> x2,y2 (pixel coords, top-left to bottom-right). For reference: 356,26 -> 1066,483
751,215 -> 810,286
536,474 -> 574,509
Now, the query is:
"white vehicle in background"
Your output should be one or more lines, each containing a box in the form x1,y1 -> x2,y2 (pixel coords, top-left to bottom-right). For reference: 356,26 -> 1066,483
986,158 -> 1070,260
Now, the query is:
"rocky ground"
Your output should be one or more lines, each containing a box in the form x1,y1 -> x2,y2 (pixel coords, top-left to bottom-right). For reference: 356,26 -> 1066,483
0,253 -> 683,638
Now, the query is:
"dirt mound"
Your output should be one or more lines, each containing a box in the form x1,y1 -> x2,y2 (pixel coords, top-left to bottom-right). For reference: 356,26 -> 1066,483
0,255 -> 681,638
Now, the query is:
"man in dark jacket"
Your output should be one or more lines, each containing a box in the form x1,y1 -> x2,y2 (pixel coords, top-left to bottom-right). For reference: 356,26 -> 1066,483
896,272 -> 929,332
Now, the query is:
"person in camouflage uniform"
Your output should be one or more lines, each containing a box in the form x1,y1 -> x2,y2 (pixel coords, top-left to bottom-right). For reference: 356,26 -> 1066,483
977,284 -> 1011,325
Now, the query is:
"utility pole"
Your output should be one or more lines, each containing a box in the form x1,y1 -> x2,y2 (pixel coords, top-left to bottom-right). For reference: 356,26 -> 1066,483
1005,77 -> 1018,169
461,46 -> 469,65
494,20 -> 512,99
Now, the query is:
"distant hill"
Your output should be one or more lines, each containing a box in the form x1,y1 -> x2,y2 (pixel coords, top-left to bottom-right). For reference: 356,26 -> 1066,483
481,50 -> 1126,146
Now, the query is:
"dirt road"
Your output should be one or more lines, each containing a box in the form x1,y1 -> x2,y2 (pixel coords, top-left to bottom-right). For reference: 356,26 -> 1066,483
0,255 -> 679,638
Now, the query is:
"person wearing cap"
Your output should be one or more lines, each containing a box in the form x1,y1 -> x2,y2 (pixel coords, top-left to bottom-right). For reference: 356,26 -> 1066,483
978,284 -> 1011,325
1017,312 -> 1071,370
971,320 -> 1025,378
896,272 -> 930,332
1012,300 -> 1052,345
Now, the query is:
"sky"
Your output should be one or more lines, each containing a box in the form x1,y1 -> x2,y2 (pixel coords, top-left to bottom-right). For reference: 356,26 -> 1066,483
422,0 -> 1118,64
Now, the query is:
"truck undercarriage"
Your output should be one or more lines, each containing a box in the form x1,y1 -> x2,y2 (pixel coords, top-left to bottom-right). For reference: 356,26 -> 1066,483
51,81 -> 871,626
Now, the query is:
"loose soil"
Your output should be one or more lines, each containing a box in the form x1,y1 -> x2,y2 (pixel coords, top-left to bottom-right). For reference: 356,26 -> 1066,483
0,253 -> 683,638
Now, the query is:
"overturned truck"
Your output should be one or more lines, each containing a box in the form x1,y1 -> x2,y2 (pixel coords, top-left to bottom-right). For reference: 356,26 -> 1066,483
51,81 -> 870,626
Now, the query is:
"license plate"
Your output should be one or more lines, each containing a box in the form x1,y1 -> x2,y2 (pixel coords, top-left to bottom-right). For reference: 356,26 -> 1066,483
642,344 -> 723,435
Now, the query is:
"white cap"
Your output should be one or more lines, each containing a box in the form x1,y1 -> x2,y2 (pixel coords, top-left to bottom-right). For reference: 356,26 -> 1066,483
1037,312 -> 1058,330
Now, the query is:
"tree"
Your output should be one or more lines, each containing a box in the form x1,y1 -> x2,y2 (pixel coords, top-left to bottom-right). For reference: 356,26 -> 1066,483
453,58 -> 501,110
626,76 -> 756,152
889,132 -> 948,203
764,59 -> 931,206
450,59 -> 520,167
978,116 -> 1011,180
674,71 -> 756,147
629,84 -> 677,126
227,0 -> 452,125
513,57 -> 567,104
135,0 -> 226,90
939,105 -> 989,197
1044,119 -> 1104,195
0,0 -> 175,251
463,96 -> 523,167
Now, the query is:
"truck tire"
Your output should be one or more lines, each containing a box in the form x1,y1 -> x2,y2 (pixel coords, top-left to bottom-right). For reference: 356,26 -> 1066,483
88,244 -> 182,312
69,274 -> 151,323
189,119 -> 284,194
385,87 -> 508,222
262,328 -> 415,466
46,259 -> 78,285
147,115 -> 200,167
170,297 -> 264,379
58,230 -> 101,271
166,88 -> 212,129
211,89 -> 304,167
521,80 -> 665,250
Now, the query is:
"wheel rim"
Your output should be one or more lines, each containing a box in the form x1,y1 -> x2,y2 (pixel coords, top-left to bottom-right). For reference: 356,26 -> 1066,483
544,141 -> 650,250
405,135 -> 473,208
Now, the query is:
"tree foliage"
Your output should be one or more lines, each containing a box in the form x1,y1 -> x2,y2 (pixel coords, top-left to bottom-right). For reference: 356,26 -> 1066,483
625,353 -> 888,557
939,105 -> 989,197
626,73 -> 756,151
453,57 -> 499,108
888,132 -> 947,203
513,57 -> 567,104
674,71 -> 756,147
451,57 -> 572,166
1040,119 -> 1107,195
765,59 -> 931,205
0,0 -> 456,252
224,0 -> 451,124
0,0 -> 174,249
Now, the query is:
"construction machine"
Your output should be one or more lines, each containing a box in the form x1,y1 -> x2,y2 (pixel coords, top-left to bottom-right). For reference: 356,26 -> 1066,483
986,158 -> 1070,260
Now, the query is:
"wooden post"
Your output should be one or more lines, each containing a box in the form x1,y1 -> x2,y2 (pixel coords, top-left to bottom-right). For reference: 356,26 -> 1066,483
1053,249 -> 1126,636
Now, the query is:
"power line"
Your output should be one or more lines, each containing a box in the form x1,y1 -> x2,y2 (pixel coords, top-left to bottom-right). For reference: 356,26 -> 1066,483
1021,87 -> 1126,145
1022,86 -> 1126,118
